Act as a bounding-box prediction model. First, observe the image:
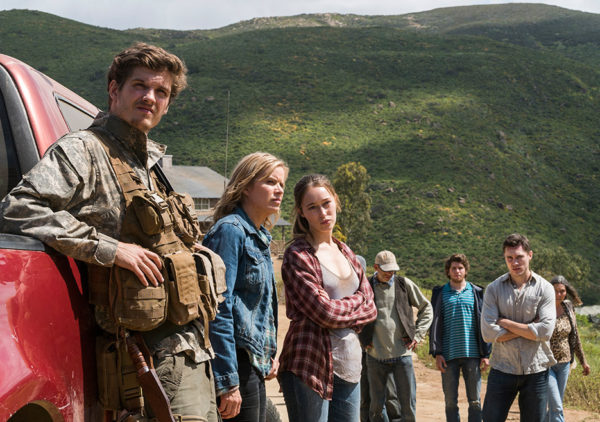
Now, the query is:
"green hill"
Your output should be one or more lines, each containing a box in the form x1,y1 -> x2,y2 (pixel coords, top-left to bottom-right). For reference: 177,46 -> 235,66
1,5 -> 599,302
403,4 -> 600,67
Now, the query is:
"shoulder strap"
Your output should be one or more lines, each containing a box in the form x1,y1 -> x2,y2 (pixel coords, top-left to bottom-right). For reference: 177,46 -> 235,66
368,274 -> 376,289
396,276 -> 407,291
90,127 -> 149,203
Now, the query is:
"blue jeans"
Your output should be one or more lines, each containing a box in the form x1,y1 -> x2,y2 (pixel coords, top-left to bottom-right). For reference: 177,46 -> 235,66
360,352 -> 401,422
482,368 -> 549,422
280,371 -> 360,422
545,362 -> 570,422
441,358 -> 482,422
366,354 -> 416,422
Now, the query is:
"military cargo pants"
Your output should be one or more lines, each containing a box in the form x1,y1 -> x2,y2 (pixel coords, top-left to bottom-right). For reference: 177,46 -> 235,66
149,352 -> 219,422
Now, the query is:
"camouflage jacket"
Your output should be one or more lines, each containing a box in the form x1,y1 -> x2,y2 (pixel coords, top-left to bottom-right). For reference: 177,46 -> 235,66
0,112 -> 212,362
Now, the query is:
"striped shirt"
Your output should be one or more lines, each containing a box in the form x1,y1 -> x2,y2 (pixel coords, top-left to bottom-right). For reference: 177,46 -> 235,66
441,282 -> 479,361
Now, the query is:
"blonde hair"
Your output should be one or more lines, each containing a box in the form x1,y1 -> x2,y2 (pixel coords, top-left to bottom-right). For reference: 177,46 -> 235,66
292,174 -> 340,240
212,152 -> 288,230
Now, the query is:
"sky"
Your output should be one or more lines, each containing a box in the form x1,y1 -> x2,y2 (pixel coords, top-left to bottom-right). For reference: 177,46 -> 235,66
1,0 -> 599,30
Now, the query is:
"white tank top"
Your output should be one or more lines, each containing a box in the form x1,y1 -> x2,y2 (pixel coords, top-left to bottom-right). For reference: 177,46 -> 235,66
320,259 -> 363,383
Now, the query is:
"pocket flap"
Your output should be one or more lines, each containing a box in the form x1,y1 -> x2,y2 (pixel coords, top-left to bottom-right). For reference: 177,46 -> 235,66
166,252 -> 199,306
195,244 -> 227,301
194,252 -> 216,298
132,195 -> 163,235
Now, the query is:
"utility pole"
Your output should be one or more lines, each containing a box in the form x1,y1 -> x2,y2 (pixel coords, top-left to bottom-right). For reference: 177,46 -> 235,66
223,90 -> 230,191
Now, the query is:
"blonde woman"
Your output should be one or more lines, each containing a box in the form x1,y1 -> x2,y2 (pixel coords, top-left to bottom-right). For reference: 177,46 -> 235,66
203,152 -> 288,421
278,174 -> 376,422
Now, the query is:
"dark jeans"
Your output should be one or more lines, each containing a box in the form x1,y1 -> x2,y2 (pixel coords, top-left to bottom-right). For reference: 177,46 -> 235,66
441,358 -> 482,422
482,368 -> 549,422
280,371 -> 360,422
222,349 -> 266,422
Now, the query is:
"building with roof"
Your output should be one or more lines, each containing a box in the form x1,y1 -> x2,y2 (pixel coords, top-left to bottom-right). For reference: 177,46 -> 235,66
160,155 -> 226,231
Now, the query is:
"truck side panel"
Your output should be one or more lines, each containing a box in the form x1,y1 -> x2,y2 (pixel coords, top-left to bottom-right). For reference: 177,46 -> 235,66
0,54 -> 101,421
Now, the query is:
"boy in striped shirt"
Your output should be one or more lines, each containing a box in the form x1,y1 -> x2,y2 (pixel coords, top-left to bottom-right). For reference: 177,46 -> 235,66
429,254 -> 491,422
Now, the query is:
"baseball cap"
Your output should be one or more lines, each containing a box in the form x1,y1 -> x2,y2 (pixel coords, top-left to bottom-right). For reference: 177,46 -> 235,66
356,255 -> 367,272
375,250 -> 400,272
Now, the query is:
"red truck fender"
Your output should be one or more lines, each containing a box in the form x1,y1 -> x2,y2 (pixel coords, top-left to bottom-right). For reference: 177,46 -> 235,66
0,55 -> 103,422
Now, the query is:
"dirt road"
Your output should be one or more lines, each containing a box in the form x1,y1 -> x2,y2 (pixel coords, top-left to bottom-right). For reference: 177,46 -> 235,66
267,304 -> 600,422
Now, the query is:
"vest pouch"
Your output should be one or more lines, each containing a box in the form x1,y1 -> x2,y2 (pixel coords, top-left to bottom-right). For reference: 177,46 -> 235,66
132,193 -> 171,236
118,337 -> 144,411
167,192 -> 201,245
193,252 -> 219,322
110,266 -> 167,331
165,251 -> 200,325
96,335 -> 121,410
194,245 -> 227,305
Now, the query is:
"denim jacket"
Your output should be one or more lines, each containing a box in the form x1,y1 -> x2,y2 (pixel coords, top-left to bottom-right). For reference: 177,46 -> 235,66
202,207 -> 278,394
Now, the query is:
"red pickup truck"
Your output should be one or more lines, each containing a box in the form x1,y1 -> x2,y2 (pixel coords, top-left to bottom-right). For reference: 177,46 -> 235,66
0,54 -> 284,422
0,54 -> 103,421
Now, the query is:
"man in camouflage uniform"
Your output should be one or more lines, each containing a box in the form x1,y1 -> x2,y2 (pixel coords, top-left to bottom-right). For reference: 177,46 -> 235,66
0,43 -> 218,421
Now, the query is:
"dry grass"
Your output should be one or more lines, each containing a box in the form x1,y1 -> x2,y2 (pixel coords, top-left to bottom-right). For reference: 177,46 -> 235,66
563,316 -> 600,413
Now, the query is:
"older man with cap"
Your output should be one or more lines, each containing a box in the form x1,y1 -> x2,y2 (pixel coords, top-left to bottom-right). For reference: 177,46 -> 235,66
359,250 -> 433,422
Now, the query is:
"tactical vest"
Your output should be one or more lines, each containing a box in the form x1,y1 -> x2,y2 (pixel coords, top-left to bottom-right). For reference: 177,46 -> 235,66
87,129 -> 226,346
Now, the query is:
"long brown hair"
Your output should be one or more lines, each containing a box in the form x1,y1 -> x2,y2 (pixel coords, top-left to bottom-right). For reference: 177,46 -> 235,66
292,174 -> 340,240
212,152 -> 288,230
550,275 -> 583,306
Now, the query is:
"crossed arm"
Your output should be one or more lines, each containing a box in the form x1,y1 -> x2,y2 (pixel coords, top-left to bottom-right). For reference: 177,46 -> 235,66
481,280 -> 556,344
282,248 -> 377,330
495,318 -> 537,342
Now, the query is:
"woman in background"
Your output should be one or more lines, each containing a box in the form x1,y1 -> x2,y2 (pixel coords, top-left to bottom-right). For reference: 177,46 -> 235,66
278,174 -> 376,422
546,275 -> 591,422
203,152 -> 288,421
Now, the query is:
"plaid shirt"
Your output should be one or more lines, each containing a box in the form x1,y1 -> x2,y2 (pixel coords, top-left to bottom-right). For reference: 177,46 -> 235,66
278,237 -> 377,400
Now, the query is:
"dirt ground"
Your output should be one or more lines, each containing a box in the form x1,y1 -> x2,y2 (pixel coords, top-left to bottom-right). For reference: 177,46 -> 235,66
266,304 -> 600,422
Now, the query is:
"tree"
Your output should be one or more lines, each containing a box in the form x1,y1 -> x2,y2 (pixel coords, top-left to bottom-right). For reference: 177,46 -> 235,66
333,162 -> 372,254
532,246 -> 593,301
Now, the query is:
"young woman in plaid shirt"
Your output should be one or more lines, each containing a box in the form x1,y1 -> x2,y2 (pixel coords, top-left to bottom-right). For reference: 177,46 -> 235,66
278,174 -> 377,422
